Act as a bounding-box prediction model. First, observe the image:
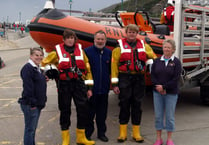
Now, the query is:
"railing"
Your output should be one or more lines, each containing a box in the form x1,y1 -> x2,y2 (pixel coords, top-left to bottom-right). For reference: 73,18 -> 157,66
174,0 -> 209,80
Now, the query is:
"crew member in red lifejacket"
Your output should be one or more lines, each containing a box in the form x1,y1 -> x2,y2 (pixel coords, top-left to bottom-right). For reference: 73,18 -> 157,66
111,24 -> 157,143
160,0 -> 175,32
41,29 -> 95,145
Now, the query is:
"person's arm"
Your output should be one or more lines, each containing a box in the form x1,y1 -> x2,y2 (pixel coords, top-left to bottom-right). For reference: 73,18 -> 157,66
83,51 -> 94,98
151,59 -> 158,85
21,65 -> 36,107
150,59 -> 165,94
145,44 -> 157,59
41,51 -> 59,67
145,44 -> 157,72
111,47 -> 121,86
163,58 -> 182,90
111,47 -> 121,94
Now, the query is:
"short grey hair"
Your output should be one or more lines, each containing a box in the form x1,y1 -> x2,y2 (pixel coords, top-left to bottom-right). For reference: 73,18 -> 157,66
94,30 -> 106,39
163,39 -> 176,51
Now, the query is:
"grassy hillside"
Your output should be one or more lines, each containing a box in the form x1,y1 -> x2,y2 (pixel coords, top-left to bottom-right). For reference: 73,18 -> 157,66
100,0 -> 167,17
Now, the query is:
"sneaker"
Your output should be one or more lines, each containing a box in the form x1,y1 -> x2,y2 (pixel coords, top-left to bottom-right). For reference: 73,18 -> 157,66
166,140 -> 175,145
153,139 -> 163,145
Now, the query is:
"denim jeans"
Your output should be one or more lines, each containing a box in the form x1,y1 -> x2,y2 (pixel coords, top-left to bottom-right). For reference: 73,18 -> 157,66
20,104 -> 41,145
153,91 -> 178,132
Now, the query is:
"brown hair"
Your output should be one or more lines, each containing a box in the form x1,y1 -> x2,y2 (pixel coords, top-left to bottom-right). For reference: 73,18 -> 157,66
63,29 -> 77,41
30,47 -> 44,55
125,24 -> 139,33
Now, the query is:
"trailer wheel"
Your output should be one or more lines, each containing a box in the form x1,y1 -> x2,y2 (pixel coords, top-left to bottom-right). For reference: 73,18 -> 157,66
200,81 -> 209,105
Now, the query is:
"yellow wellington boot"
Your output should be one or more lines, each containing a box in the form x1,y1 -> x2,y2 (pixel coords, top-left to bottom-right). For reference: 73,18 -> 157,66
61,130 -> 70,145
76,129 -> 95,145
117,124 -> 127,142
132,125 -> 144,143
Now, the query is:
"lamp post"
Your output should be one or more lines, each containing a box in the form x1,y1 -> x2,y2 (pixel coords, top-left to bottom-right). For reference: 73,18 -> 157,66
69,0 -> 73,16
19,12 -> 21,23
121,0 -> 123,10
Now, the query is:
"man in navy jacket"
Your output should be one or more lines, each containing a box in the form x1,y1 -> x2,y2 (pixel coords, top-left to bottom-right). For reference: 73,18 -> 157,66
84,30 -> 112,142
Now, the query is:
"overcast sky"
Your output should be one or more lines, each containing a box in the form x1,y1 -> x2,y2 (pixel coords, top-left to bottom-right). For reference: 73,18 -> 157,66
0,0 -> 122,23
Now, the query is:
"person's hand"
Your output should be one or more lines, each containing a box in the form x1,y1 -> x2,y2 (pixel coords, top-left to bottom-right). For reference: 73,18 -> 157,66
155,85 -> 166,95
87,90 -> 92,99
155,85 -> 163,92
113,86 -> 120,94
45,75 -> 49,82
160,89 -> 166,95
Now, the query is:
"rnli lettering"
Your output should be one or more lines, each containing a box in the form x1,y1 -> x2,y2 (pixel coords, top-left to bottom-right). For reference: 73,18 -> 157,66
113,29 -> 120,37
120,30 -> 125,38
105,27 -> 125,38
105,27 -> 112,35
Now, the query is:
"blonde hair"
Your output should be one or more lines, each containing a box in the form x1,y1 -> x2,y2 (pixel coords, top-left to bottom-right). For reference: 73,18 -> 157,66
125,24 -> 139,33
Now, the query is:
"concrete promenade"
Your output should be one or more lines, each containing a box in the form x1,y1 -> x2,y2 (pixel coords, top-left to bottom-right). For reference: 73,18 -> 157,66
0,33 -> 209,145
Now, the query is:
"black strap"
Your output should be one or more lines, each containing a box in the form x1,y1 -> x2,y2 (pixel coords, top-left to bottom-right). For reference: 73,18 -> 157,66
60,67 -> 85,79
135,49 -> 145,71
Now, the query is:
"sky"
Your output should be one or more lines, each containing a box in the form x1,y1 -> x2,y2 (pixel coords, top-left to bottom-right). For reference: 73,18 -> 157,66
0,0 -> 122,24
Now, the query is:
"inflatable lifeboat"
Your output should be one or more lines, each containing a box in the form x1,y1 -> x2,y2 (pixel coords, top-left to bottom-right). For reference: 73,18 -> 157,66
28,8 -> 172,56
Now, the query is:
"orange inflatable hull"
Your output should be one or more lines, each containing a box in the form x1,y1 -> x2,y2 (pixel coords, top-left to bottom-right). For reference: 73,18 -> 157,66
28,9 -> 171,53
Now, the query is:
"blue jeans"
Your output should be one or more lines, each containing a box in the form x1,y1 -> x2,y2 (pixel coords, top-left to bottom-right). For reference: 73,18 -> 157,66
20,104 -> 41,145
153,91 -> 178,132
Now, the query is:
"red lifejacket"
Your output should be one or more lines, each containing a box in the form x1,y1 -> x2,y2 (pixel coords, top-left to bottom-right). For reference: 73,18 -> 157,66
56,43 -> 86,80
163,5 -> 175,32
118,38 -> 147,72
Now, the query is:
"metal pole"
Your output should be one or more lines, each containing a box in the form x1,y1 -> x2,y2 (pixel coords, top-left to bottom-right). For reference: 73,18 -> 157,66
69,0 -> 72,16
19,12 -> 21,23
121,0 -> 123,10
70,4 -> 72,15
173,0 -> 183,60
